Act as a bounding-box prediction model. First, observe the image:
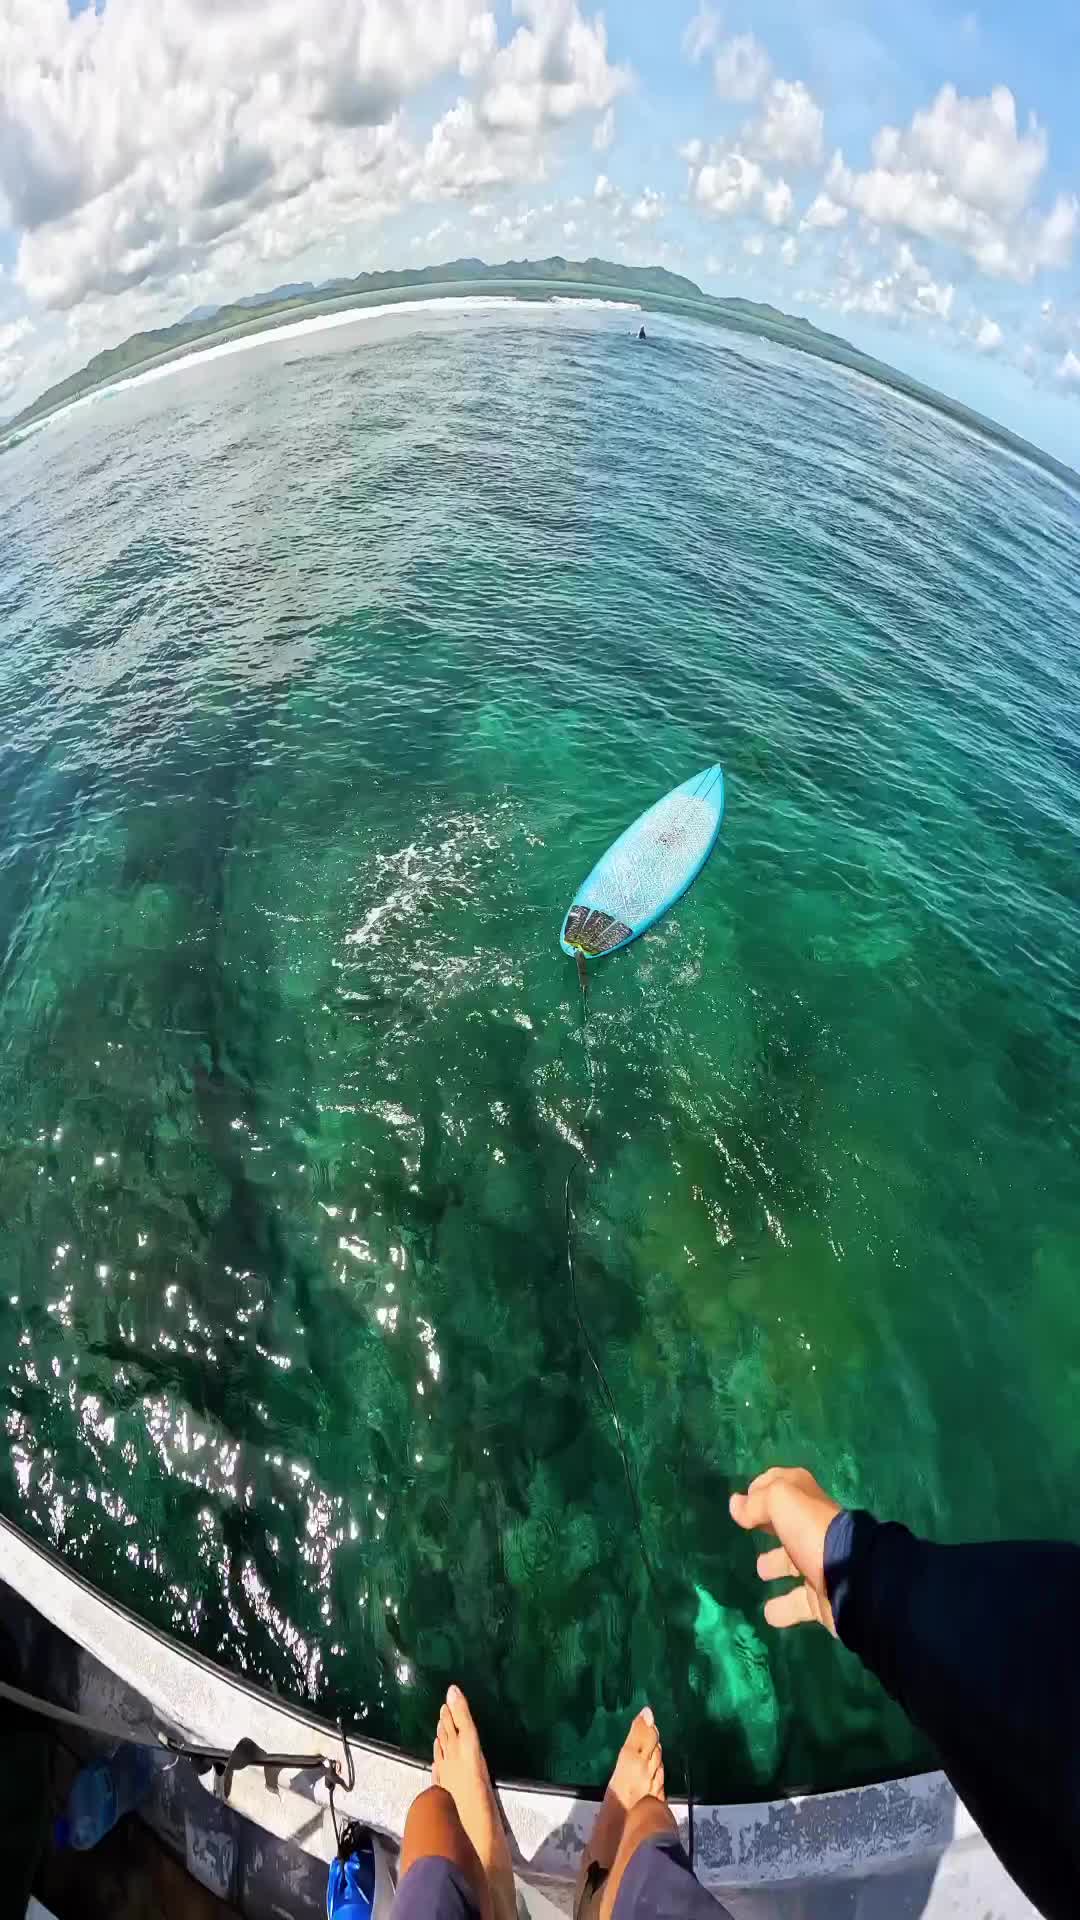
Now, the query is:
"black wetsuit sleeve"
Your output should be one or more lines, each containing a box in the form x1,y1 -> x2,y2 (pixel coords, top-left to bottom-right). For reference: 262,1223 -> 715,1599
824,1509 -> 1080,1920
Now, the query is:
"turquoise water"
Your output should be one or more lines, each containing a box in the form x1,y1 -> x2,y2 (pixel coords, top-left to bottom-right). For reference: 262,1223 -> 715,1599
2,300 -> 1080,1800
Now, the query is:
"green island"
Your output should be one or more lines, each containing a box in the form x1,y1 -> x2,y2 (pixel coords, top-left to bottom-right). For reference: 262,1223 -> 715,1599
6,254 -> 1077,491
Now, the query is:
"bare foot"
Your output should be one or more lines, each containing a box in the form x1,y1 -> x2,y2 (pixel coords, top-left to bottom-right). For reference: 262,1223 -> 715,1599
606,1707 -> 665,1814
433,1686 -> 516,1920
580,1708 -> 666,1886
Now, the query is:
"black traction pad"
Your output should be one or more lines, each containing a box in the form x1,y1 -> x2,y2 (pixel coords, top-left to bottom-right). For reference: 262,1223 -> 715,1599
565,905 -> 633,955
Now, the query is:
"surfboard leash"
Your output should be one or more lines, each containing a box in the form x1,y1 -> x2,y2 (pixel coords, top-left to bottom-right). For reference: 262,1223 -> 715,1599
563,964 -> 696,1867
576,948 -> 589,1017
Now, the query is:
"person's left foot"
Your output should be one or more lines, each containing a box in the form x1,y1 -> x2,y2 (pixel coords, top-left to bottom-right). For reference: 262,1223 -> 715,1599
578,1707 -> 665,1894
433,1686 -> 517,1920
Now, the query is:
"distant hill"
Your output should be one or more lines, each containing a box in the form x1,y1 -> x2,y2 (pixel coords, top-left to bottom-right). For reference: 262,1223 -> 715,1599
6,255 -> 1077,492
8,257 -> 851,433
181,283 -> 318,325
234,280 -> 318,311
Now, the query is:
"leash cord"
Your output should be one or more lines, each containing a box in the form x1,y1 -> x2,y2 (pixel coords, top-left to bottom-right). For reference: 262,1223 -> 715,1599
563,966 -> 695,1868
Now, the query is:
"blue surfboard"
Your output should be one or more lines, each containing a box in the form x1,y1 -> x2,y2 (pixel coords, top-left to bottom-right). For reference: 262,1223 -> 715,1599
560,765 -> 725,959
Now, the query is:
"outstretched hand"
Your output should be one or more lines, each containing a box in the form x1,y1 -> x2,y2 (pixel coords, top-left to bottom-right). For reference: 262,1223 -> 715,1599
729,1467 -> 843,1635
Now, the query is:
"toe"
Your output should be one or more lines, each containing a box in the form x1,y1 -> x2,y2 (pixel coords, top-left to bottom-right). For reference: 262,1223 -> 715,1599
631,1709 -> 658,1753
446,1684 -> 472,1733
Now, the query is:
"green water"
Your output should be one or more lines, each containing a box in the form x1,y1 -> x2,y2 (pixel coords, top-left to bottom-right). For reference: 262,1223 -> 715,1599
2,300 -> 1079,1799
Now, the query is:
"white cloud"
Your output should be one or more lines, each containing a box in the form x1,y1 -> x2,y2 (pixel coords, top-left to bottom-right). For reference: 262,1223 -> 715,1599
5,0 -> 486,309
418,103 -> 518,203
974,315 -> 1003,351
802,191 -> 847,231
1026,194 -> 1077,271
761,177 -> 794,226
630,187 -> 666,224
0,317 -> 32,353
563,219 -> 578,239
712,34 -> 772,105
594,171 -> 615,202
683,4 -> 720,63
685,142 -> 795,239
459,12 -> 500,78
691,36 -> 824,175
477,2 -> 629,137
874,84 -> 1043,221
493,203 -> 540,247
0,0 -> 629,323
743,233 -> 764,257
779,235 -> 798,266
914,277 -> 954,320
834,240 -> 955,325
411,218 -> 453,252
0,314 -> 33,406
1056,348 -> 1080,384
691,151 -> 763,218
679,138 -> 705,166
826,84 -> 1077,282
593,106 -> 615,152
748,80 -> 825,171
835,275 -> 899,319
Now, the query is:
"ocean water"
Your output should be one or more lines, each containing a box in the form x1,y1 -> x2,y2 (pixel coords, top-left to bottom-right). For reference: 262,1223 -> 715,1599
2,297 -> 1079,1801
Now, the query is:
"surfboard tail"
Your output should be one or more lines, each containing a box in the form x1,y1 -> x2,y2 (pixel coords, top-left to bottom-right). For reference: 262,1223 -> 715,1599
563,905 -> 633,957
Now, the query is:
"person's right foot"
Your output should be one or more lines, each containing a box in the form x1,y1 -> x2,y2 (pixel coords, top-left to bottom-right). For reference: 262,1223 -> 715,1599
580,1708 -> 666,1884
433,1685 -> 517,1920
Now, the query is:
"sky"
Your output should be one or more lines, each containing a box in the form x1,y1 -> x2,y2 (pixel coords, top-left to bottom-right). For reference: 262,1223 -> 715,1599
1,0 -> 1079,463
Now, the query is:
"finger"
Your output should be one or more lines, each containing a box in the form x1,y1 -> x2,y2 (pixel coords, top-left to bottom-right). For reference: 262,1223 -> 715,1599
730,1483 -> 780,1534
764,1584 -> 816,1630
757,1546 -> 798,1583
731,1465 -> 812,1533
748,1467 -> 793,1496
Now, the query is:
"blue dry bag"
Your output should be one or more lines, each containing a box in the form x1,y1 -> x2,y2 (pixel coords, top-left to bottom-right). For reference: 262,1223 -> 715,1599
327,1822 -> 376,1920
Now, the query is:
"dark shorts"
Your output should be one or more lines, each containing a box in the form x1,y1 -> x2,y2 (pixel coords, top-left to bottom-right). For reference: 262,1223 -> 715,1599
391,1837 -> 731,1920
391,1856 -> 480,1920
587,1833 -> 733,1920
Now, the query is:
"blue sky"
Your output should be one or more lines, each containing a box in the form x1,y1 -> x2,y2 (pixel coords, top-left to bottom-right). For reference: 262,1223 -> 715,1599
1,0 -> 1078,461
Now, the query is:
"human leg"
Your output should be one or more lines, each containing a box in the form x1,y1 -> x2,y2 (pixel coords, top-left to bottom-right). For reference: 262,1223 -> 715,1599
431,1686 -> 517,1920
578,1710 -> 732,1920
393,1681 -> 515,1920
598,1796 -> 679,1920
574,1708 -> 673,1920
401,1785 -> 487,1889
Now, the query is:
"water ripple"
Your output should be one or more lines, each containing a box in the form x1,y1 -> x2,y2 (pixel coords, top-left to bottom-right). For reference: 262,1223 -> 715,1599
1,303 -> 1079,1798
